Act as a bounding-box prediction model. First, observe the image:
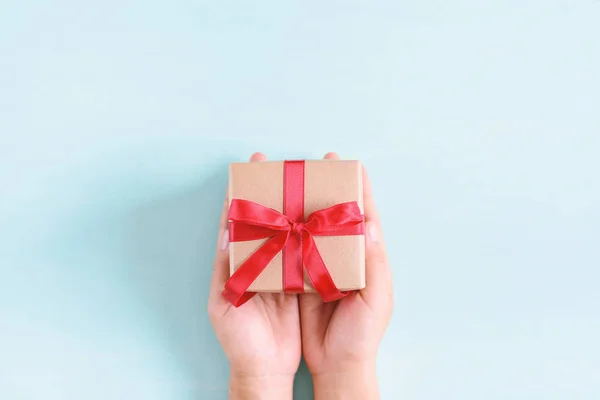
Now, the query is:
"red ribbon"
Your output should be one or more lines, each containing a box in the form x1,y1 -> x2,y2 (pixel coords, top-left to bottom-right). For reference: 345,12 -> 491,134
223,160 -> 364,307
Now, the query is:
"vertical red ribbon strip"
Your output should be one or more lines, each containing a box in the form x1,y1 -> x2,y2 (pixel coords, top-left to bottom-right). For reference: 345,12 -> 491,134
282,160 -> 305,292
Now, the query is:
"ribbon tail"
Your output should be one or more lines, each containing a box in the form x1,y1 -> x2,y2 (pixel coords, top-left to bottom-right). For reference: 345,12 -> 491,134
223,232 -> 289,307
302,232 -> 348,302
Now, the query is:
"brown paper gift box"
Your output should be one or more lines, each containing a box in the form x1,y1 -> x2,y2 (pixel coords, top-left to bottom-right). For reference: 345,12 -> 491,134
228,160 -> 365,293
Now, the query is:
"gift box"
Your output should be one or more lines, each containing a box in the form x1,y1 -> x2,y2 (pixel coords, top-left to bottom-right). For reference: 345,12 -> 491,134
223,159 -> 365,306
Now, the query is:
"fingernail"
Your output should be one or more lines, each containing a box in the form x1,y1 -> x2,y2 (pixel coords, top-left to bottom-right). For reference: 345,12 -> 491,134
368,222 -> 379,243
220,230 -> 229,251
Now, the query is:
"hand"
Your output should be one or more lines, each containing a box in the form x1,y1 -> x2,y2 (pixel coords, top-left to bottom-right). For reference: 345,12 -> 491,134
299,152 -> 394,400
208,153 -> 301,400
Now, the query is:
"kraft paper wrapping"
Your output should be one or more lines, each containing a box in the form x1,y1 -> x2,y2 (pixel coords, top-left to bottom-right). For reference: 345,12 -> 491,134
228,160 -> 365,292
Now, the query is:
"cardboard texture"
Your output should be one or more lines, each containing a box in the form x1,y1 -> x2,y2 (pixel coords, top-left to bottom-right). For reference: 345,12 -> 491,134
228,160 -> 365,292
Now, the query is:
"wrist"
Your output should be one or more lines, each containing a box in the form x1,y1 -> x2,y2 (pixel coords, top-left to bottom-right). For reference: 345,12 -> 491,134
229,371 -> 294,400
312,362 -> 379,400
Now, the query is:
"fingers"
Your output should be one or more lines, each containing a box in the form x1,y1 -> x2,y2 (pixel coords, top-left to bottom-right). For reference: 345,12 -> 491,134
362,166 -> 380,224
360,166 -> 392,307
249,152 -> 267,162
324,152 -> 339,160
209,152 -> 267,303
361,220 -> 392,303
209,198 -> 232,301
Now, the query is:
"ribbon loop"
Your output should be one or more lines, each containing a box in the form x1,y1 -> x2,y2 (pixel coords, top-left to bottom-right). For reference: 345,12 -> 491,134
304,202 -> 364,235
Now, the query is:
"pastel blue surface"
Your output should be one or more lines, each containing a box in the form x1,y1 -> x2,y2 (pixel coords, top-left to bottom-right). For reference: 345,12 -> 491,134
1,1 -> 599,399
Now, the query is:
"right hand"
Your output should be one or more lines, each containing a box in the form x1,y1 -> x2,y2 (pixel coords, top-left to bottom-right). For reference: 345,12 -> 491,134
299,152 -> 394,399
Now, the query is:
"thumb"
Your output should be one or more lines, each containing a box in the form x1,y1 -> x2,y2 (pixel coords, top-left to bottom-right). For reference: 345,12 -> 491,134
360,219 -> 393,307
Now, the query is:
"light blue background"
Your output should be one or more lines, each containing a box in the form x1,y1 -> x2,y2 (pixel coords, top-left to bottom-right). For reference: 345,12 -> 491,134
1,1 -> 599,399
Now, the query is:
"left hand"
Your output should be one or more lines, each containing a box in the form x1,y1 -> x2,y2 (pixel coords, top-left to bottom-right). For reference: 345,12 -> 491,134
208,152 -> 301,399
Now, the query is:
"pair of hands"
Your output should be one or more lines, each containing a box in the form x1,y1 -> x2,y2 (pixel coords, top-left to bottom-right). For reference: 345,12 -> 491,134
209,152 -> 393,399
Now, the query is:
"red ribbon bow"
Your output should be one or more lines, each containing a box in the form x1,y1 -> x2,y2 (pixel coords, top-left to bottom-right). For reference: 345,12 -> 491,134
223,161 -> 365,307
